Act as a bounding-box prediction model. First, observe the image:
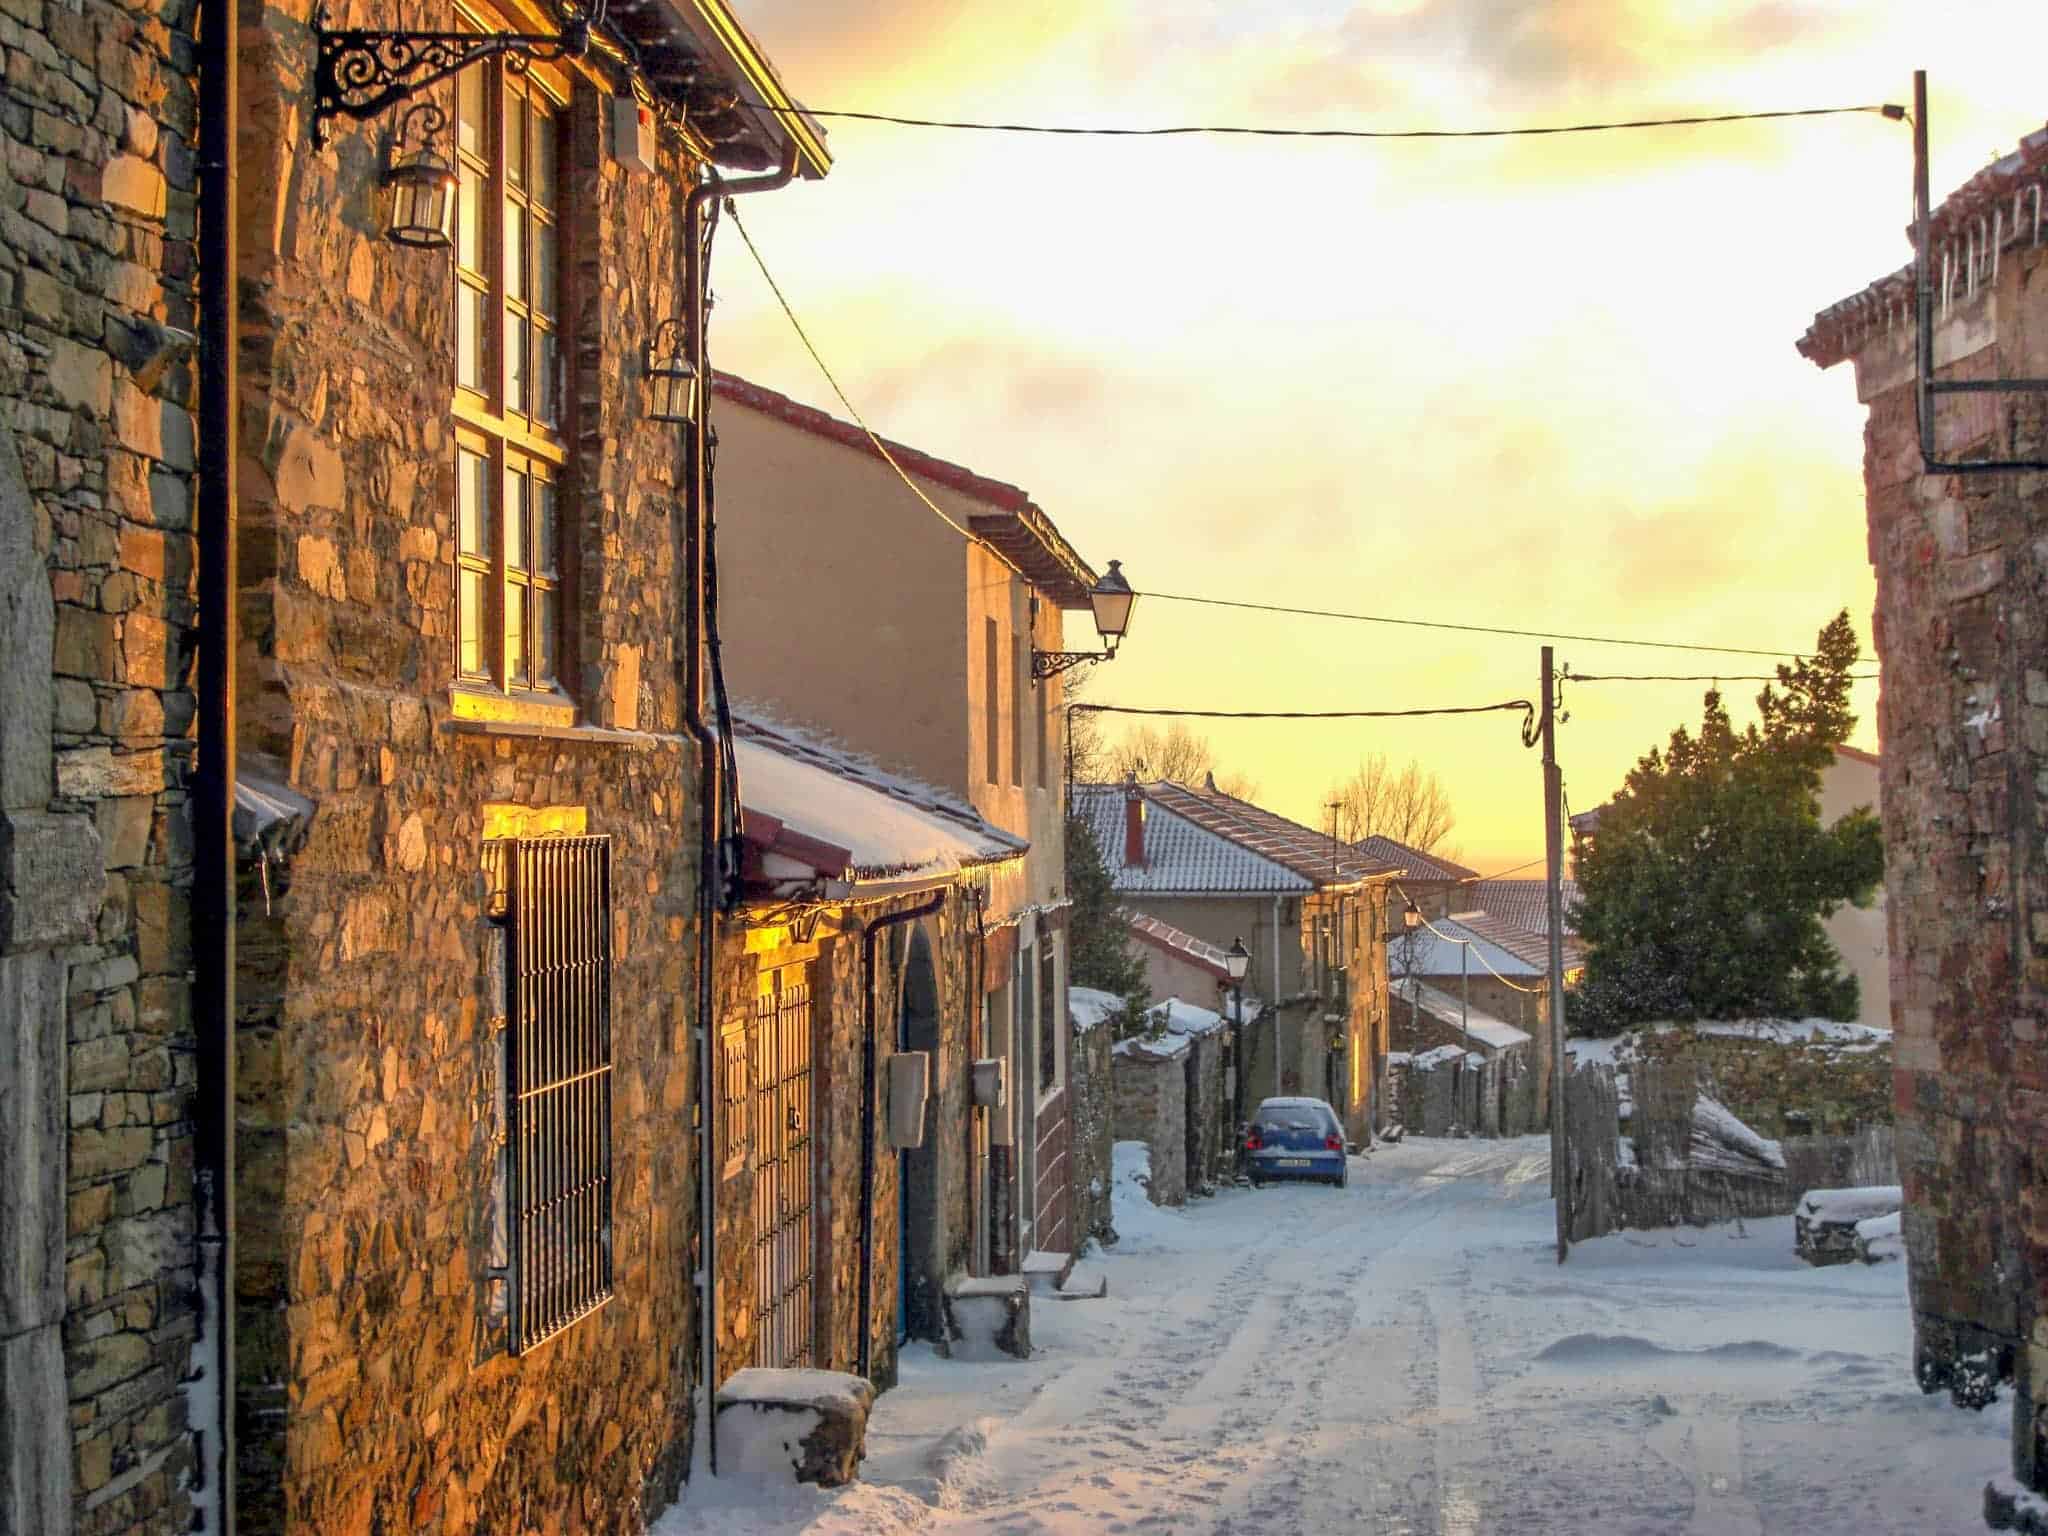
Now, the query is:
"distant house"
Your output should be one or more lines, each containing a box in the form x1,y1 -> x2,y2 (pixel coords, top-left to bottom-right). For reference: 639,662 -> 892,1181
1354,835 -> 1478,920
719,715 -> 1027,1383
1074,776 -> 1398,1142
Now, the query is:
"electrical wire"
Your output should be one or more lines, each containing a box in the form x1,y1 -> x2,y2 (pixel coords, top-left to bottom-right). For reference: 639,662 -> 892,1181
1144,591 -> 1850,661
722,200 -> 979,544
1566,670 -> 1880,683
743,98 -> 1903,141
1400,902 -> 1546,996
1068,700 -> 1535,722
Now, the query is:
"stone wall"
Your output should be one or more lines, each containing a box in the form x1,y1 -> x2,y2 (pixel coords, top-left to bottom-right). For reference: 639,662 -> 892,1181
1832,236 -> 2048,1478
1183,1032 -> 1229,1193
0,0 -> 203,1517
218,7 -> 745,1525
1111,1043 -> 1186,1207
1067,1018 -> 1114,1247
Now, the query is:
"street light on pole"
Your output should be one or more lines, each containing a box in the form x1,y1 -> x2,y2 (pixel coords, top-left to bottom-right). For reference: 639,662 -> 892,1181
1226,936 -> 1251,1170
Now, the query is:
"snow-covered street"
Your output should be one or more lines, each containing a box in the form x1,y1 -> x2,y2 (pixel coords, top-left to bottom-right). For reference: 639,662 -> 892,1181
656,1137 -> 2008,1536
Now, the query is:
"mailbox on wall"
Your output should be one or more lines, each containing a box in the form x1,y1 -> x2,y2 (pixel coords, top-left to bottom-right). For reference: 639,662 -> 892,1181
970,1056 -> 1007,1111
887,1051 -> 930,1148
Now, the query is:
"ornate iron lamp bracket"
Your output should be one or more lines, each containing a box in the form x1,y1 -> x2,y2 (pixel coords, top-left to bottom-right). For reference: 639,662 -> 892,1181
310,2 -> 591,146
1030,648 -> 1113,683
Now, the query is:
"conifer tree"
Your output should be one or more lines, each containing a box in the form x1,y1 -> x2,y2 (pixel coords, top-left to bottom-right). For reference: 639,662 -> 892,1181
1569,611 -> 1883,1029
1064,810 -> 1151,1035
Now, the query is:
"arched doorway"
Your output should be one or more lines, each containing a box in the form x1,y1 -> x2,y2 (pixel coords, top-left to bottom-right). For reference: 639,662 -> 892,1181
898,926 -> 944,1342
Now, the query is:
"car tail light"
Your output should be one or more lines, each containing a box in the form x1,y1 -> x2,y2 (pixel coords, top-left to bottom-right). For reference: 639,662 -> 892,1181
1245,1131 -> 1262,1151
1324,1135 -> 1343,1152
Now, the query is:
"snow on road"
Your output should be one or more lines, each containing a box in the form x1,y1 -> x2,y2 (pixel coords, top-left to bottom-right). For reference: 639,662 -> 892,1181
653,1136 -> 2007,1536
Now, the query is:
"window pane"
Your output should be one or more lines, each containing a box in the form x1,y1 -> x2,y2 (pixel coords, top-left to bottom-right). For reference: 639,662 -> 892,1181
534,587 -> 556,684
505,581 -> 528,685
459,448 -> 488,554
505,464 -> 527,572
534,478 -> 556,575
505,312 -> 527,414
503,202 -> 526,304
460,568 -> 486,676
534,221 -> 557,320
458,62 -> 484,157
535,330 -> 558,428
532,106 -> 557,209
504,89 -> 525,189
457,284 -> 485,393
457,168 -> 481,269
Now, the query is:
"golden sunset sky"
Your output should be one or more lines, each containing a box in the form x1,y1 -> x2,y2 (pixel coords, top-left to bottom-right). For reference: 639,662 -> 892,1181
713,0 -> 2043,874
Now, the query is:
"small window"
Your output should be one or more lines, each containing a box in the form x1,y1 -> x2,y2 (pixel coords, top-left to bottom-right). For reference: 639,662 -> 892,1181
500,834 -> 613,1353
984,618 -> 1000,785
1038,942 -> 1057,1092
1011,634 -> 1025,787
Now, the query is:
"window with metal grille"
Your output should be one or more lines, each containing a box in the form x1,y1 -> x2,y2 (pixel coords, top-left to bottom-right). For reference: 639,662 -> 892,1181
502,835 -> 613,1353
1038,941 -> 1057,1092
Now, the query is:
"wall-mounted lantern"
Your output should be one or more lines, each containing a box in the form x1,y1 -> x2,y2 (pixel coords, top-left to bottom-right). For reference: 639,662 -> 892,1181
380,103 -> 456,250
643,318 -> 698,424
1032,559 -> 1139,681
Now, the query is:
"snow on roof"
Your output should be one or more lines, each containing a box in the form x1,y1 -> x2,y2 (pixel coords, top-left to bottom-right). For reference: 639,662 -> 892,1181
1395,980 -> 1532,1052
1073,784 -> 1310,894
1141,778 -> 1398,886
1069,986 -> 1125,1034
1394,920 -> 1543,979
1142,996 -> 1229,1039
1123,911 -> 1235,980
733,714 -> 1026,887
1411,1044 -> 1479,1071
1113,1030 -> 1191,1062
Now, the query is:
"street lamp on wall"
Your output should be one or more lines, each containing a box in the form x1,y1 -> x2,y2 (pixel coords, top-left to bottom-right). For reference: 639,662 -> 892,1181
643,319 -> 699,425
1032,560 -> 1138,682
379,103 -> 456,250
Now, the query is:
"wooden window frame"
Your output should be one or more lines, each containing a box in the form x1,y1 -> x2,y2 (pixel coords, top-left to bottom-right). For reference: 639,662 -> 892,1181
451,10 -> 577,723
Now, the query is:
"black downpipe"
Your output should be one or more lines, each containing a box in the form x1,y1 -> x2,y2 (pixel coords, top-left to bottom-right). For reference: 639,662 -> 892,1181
194,0 -> 237,1519
684,145 -> 796,1476
856,892 -> 946,1382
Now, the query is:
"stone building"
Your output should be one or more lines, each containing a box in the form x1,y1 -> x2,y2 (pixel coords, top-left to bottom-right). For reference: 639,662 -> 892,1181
1073,777 -> 1398,1144
0,0 -> 841,1525
1797,119 -> 2048,1503
715,714 -> 1023,1387
710,373 -> 1114,1272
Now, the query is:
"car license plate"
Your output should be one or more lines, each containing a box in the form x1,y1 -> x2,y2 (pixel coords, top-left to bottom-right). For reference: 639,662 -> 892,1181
1277,1158 -> 1311,1167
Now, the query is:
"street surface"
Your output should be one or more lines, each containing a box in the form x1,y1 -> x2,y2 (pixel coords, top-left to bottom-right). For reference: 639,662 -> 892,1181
657,1137 -> 2007,1536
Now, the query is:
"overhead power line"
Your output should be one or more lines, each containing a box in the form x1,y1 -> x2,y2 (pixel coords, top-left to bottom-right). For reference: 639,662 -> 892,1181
1567,670 -> 1881,683
726,213 -> 1877,672
746,99 -> 1903,141
722,201 -> 978,544
1144,591 -> 1864,662
1069,700 -> 1534,723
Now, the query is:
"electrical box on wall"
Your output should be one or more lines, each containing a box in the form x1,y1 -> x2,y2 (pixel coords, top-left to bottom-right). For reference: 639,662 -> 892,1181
611,95 -> 656,174
887,1052 -> 930,1148
970,1056 -> 1007,1111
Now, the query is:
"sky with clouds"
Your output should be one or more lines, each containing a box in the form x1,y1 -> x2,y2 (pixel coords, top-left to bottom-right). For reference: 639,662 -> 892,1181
711,0 -> 2043,872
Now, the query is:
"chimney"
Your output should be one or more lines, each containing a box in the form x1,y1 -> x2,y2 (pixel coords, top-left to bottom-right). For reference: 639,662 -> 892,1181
1123,774 -> 1146,869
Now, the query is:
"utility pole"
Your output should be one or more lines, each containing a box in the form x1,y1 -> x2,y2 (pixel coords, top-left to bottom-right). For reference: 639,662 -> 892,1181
1542,646 -> 1570,1263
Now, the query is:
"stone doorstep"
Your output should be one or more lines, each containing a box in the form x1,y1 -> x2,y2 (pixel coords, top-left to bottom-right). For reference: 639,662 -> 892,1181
942,1274 -> 1032,1362
1050,1262 -> 1108,1300
1019,1248 -> 1075,1295
714,1367 -> 875,1489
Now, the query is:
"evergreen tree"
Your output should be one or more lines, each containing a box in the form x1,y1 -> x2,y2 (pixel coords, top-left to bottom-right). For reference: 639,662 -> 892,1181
1064,810 -> 1151,1035
1569,611 -> 1883,1030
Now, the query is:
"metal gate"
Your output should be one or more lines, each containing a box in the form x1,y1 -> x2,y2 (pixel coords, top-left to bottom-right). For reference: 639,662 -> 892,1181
750,971 -> 815,1369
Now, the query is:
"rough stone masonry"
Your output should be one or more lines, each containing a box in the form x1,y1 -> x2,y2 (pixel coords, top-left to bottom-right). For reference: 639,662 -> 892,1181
1799,128 -> 2048,1497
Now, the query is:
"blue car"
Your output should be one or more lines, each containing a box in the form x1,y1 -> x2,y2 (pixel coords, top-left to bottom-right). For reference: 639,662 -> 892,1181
1245,1097 -> 1349,1188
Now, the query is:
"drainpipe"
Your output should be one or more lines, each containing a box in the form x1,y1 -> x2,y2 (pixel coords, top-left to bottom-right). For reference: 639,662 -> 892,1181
855,891 -> 945,1381
684,144 -> 797,1476
1271,897 -> 1283,1099
193,0 -> 238,1522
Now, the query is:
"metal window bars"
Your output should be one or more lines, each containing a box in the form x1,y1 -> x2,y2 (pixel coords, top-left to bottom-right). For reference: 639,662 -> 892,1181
749,976 -> 816,1369
504,834 -> 614,1353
